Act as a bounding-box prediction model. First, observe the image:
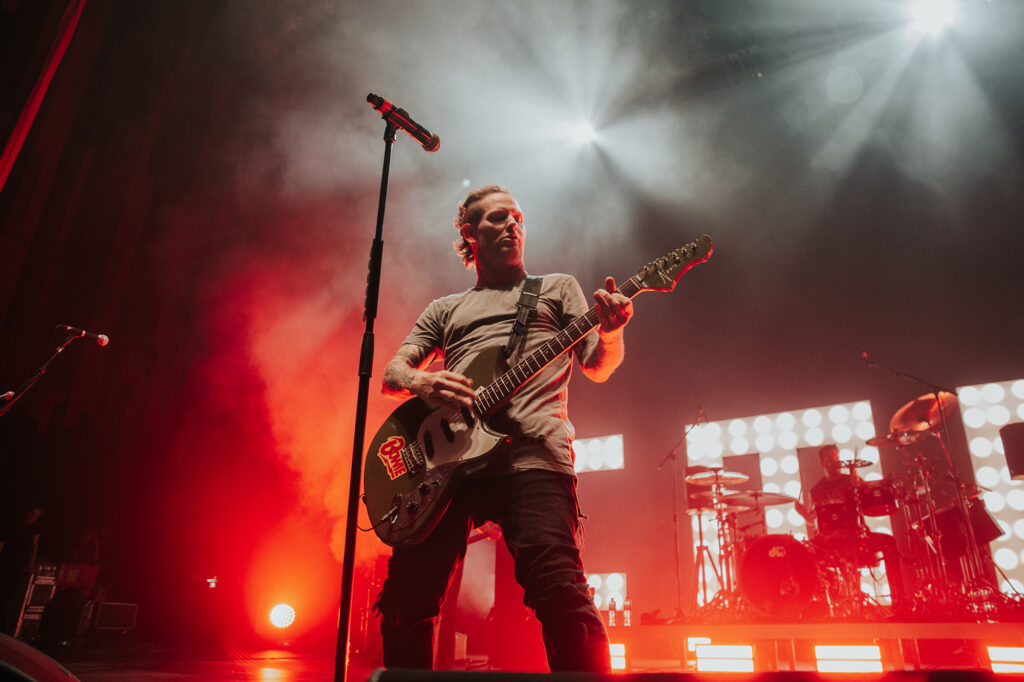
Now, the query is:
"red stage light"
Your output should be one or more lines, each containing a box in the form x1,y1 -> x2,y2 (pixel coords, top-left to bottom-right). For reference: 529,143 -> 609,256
268,603 -> 295,629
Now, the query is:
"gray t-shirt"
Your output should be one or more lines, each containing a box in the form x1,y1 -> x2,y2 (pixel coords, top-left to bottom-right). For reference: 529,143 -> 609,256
401,273 -> 598,476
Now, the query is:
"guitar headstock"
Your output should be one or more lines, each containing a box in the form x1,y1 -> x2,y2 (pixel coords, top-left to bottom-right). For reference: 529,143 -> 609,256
635,235 -> 714,292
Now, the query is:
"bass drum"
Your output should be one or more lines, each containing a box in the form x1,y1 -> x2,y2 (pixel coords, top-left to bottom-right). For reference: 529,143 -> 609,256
739,535 -> 824,619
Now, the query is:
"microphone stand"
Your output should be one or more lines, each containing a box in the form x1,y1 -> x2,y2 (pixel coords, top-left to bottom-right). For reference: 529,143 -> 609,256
0,331 -> 82,418
863,354 -> 988,598
657,415 -> 705,618
334,120 -> 397,682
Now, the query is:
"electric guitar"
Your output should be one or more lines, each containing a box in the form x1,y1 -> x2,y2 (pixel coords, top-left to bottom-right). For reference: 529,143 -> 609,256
363,235 -> 714,547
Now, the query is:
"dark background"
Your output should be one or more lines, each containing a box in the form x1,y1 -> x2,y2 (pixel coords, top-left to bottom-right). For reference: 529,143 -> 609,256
2,0 -> 1022,649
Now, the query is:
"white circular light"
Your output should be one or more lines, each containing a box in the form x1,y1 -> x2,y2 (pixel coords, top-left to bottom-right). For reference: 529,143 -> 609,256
984,491 -> 1006,512
1014,519 -> 1024,541
609,592 -> 624,607
994,548 -> 1018,571
1006,489 -> 1024,512
606,573 -> 624,591
706,422 -> 722,439
852,402 -> 872,421
805,428 -> 824,446
587,574 -> 603,590
970,437 -> 993,458
994,436 -> 1005,455
766,509 -> 784,528
729,419 -> 747,436
981,383 -> 1005,404
975,466 -> 1000,488
1001,466 -> 1012,484
269,604 -> 296,629
1018,404 -> 1024,420
778,431 -> 798,449
829,405 -> 850,424
574,456 -> 586,472
784,480 -> 802,498
1012,380 -> 1024,399
959,386 -> 981,406
754,416 -> 773,434
764,482 -> 781,493
756,434 -> 775,453
855,421 -> 876,440
962,408 -> 986,429
864,472 -> 883,482
788,508 -> 804,526
707,440 -> 724,459
781,455 -> 800,474
760,457 -> 779,477
604,436 -> 624,469
860,447 -> 879,464
776,413 -> 796,431
588,452 -> 604,471
1002,579 -> 1024,596
802,410 -> 822,427
593,594 -> 603,608
730,437 -> 750,455
986,405 -> 1011,426
832,424 -> 852,443
587,439 -> 603,456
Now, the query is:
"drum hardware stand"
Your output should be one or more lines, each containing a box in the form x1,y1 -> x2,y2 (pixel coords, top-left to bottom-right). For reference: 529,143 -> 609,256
864,353 -> 991,602
691,507 -> 723,611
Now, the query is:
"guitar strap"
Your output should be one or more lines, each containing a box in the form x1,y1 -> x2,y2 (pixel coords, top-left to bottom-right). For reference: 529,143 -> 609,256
504,276 -> 542,361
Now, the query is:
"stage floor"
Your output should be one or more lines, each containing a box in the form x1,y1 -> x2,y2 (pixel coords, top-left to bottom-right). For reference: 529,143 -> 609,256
47,620 -> 1024,680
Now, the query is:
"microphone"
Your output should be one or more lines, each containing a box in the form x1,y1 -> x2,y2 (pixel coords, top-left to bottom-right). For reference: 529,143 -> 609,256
862,349 -> 871,370
366,93 -> 440,152
57,324 -> 110,347
698,405 -> 709,424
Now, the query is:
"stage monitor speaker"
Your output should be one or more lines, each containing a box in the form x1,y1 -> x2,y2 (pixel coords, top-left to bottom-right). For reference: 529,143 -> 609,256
0,633 -> 81,681
999,422 -> 1024,480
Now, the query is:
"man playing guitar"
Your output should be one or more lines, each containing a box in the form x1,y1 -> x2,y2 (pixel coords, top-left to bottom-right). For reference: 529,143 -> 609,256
373,185 -> 633,672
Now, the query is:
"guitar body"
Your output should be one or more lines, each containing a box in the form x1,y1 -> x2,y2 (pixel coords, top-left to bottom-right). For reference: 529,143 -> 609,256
363,346 -> 512,547
363,235 -> 714,548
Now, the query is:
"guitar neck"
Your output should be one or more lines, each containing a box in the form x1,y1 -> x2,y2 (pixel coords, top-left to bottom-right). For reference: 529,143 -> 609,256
473,274 -> 644,414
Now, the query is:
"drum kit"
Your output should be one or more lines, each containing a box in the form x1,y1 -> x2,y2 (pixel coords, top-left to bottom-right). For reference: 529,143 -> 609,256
685,390 -> 1004,621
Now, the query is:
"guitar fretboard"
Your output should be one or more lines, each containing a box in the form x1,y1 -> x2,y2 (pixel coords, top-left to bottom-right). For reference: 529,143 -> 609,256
473,274 -> 644,415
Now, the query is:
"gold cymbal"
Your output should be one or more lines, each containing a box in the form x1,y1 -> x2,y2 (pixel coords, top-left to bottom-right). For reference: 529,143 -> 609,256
685,468 -> 750,486
889,391 -> 958,433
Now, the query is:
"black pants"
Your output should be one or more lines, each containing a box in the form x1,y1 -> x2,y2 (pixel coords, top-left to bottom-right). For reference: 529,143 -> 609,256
374,469 -> 610,673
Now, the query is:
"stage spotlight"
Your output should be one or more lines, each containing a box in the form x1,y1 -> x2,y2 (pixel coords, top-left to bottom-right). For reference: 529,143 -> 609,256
910,0 -> 956,34
268,603 -> 295,629
567,121 -> 598,145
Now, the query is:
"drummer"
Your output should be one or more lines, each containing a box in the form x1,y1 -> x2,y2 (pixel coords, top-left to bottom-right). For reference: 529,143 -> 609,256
794,444 -> 909,612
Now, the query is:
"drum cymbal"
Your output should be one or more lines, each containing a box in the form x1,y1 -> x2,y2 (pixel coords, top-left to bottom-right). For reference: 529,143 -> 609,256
866,431 -> 921,448
840,458 -> 872,469
685,468 -> 750,486
686,499 -> 752,515
720,491 -> 797,508
889,391 -> 958,433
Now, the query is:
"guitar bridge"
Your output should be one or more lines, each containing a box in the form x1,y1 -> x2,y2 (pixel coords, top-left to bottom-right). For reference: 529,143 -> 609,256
402,440 -> 426,476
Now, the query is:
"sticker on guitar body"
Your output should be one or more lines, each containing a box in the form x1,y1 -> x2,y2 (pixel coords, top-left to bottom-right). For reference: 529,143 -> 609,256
377,436 -> 408,480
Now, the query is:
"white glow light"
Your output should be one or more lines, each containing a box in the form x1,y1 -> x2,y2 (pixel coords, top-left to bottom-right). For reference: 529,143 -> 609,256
910,0 -> 956,35
568,121 -> 598,145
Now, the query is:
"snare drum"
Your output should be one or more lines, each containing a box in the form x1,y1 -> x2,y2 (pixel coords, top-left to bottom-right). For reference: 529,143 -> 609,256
860,479 -> 898,516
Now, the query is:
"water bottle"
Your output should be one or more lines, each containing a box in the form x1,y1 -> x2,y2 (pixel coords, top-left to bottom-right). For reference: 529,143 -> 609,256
608,597 -> 616,626
623,597 -> 632,627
